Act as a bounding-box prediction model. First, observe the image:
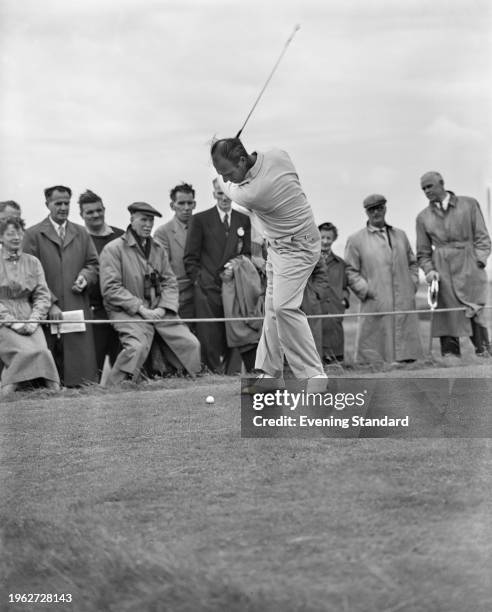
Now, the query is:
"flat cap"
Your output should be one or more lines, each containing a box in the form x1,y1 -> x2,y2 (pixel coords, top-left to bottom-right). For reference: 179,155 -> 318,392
363,194 -> 387,210
127,202 -> 162,217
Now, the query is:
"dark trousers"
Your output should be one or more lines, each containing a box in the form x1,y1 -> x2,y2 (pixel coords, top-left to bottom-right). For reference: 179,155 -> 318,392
239,346 -> 258,373
440,318 -> 490,356
194,285 -> 230,373
92,307 -> 121,373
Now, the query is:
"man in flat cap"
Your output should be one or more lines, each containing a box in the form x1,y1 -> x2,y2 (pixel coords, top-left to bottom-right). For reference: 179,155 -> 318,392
100,202 -> 201,384
417,172 -> 491,357
344,194 -> 422,364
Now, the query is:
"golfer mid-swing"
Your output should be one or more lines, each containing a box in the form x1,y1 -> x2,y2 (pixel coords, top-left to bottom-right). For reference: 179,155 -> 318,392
211,138 -> 327,388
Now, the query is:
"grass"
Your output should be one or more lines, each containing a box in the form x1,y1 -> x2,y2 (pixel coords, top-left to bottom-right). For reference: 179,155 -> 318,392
1,369 -> 491,611
1,281 -> 491,610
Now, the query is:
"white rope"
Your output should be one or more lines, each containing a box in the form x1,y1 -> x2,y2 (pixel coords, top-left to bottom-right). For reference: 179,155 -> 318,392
3,304 -> 491,325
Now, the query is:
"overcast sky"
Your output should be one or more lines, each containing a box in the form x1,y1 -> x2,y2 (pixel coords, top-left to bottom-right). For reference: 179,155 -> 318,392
1,0 -> 490,257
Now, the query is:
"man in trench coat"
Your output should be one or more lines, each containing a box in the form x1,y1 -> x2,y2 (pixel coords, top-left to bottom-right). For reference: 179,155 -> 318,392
417,171 -> 491,357
100,202 -> 201,385
345,194 -> 423,364
22,185 -> 99,386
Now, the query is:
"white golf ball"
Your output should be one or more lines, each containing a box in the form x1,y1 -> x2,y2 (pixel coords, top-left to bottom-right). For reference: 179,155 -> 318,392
206,395 -> 215,404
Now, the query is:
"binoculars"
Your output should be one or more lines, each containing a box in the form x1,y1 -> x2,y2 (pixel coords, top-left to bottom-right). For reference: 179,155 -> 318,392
143,271 -> 162,301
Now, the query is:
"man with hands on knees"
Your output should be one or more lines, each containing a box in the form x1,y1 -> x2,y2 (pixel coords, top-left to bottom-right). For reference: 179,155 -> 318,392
100,202 -> 201,386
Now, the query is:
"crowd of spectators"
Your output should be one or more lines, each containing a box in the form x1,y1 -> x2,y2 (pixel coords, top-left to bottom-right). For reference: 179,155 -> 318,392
0,169 -> 490,396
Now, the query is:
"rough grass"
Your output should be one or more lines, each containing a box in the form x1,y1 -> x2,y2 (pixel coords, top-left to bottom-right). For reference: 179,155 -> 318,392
1,369 -> 491,612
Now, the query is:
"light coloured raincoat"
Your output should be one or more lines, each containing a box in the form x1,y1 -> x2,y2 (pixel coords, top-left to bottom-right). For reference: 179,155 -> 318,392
416,193 -> 491,336
345,224 -> 423,363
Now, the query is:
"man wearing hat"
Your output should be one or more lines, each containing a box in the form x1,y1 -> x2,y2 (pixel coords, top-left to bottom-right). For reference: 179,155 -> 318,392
99,202 -> 201,385
344,194 -> 422,364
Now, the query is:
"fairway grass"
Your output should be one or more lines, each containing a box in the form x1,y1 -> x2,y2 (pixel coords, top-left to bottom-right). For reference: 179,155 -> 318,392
1,371 -> 491,611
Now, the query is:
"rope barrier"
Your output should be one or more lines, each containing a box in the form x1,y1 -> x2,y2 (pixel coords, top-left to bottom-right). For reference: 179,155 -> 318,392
3,304 -> 491,325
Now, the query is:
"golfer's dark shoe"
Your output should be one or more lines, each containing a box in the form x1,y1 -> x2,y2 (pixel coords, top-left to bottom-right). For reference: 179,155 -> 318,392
241,374 -> 286,395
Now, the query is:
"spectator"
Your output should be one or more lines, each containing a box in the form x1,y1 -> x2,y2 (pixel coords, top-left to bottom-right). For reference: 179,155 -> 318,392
302,222 -> 349,363
184,177 -> 252,373
100,202 -> 201,385
0,201 -> 22,376
79,189 -> 124,374
0,217 -> 60,396
417,171 -> 491,357
22,185 -> 99,386
154,183 -> 196,322
0,201 -> 21,222
345,194 -> 423,364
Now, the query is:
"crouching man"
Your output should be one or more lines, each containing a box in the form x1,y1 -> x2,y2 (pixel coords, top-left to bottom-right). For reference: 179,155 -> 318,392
100,202 -> 201,385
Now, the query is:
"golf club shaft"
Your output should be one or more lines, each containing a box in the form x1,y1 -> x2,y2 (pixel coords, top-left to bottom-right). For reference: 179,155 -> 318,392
236,24 -> 300,139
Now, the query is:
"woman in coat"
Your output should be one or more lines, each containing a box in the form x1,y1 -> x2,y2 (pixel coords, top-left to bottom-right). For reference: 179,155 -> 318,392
0,217 -> 60,396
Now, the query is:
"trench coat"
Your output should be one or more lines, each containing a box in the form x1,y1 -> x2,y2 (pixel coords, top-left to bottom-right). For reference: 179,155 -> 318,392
345,224 -> 423,363
22,217 -> 99,386
416,193 -> 491,336
100,230 -> 200,376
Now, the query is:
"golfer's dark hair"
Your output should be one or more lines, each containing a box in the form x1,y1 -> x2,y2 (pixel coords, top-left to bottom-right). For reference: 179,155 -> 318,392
170,182 -> 195,202
318,222 -> 338,239
0,216 -> 25,236
78,189 -> 103,211
0,200 -> 21,214
44,185 -> 72,200
211,138 -> 248,164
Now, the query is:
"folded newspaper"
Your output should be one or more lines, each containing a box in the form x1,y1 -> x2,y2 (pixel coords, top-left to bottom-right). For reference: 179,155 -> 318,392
50,309 -> 86,334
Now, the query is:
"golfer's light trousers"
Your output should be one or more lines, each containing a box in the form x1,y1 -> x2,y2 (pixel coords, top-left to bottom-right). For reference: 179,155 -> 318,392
255,234 -> 325,378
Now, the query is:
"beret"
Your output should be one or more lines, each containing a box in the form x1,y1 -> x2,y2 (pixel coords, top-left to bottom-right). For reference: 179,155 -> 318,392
127,202 -> 162,217
363,194 -> 387,209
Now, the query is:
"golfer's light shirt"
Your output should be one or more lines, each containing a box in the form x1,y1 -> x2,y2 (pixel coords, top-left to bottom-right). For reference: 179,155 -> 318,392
219,149 -> 318,240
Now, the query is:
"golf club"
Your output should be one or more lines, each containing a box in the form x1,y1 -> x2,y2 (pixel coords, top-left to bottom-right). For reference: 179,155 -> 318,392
235,24 -> 300,139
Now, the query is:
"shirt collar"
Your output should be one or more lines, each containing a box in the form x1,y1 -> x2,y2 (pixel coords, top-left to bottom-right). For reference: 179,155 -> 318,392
367,222 -> 392,232
49,216 -> 67,234
431,191 -> 454,209
174,217 -> 188,230
216,206 -> 231,222
239,151 -> 263,184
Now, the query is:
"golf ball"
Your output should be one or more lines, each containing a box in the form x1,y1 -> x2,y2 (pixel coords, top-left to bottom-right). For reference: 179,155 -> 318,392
206,395 -> 215,404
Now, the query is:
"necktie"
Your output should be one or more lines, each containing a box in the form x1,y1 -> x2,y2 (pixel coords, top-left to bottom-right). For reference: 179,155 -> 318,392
59,225 -> 65,244
223,213 -> 230,235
